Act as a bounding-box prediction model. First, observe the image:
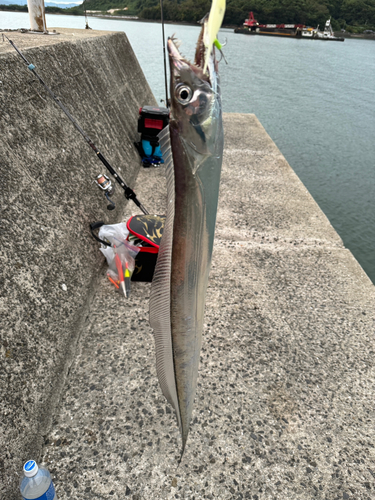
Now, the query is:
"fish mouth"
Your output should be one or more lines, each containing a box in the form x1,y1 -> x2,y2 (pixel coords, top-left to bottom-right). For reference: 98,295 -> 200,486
194,26 -> 206,71
167,29 -> 211,84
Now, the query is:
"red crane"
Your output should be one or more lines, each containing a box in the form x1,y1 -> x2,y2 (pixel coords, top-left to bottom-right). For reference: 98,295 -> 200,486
243,12 -> 304,29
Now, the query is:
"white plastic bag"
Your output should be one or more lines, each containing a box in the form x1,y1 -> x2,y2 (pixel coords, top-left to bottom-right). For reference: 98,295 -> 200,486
98,223 -> 140,296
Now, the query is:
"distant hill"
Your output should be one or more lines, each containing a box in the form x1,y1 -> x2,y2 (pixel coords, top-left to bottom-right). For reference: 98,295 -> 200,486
73,0 -> 375,32
2,0 -> 374,32
65,0 -> 137,15
129,0 -> 375,32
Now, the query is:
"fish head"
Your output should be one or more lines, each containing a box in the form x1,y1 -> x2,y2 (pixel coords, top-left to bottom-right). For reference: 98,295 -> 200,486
167,31 -> 222,161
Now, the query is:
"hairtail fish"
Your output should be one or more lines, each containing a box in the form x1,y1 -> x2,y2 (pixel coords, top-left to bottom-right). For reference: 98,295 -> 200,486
149,1 -> 225,457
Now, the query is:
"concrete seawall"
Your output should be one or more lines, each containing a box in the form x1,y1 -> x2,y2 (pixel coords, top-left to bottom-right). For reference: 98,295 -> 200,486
1,31 -> 375,500
0,28 -> 155,497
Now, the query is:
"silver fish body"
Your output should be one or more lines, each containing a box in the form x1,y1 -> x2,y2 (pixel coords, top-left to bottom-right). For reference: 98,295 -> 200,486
150,30 -> 224,454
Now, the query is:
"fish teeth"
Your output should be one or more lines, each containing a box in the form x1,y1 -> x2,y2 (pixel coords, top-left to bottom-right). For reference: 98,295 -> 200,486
171,35 -> 181,49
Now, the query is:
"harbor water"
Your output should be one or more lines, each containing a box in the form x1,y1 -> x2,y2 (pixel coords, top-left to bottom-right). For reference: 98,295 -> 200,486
1,12 -> 374,283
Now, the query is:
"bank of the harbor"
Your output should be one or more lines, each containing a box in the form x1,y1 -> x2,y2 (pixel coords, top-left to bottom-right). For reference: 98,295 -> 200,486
1,29 -> 374,500
0,28 -> 156,498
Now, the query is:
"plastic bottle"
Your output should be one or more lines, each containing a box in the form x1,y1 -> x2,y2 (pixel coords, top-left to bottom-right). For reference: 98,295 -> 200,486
20,460 -> 57,500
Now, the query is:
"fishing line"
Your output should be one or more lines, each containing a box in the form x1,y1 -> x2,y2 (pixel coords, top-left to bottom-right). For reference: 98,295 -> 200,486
4,34 -> 148,215
160,0 -> 169,107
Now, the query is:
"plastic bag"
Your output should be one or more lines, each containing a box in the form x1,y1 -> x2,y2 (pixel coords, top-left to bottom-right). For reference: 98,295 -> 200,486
98,223 -> 140,296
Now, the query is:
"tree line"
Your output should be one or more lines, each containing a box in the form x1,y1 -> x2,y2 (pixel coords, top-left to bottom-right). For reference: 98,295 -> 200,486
74,0 -> 375,30
1,0 -> 374,31
135,0 -> 375,30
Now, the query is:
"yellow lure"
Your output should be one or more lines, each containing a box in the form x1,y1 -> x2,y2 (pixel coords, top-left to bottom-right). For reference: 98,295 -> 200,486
203,0 -> 226,73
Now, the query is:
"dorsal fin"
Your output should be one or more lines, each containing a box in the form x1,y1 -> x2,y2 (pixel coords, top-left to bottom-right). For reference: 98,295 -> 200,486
149,126 -> 181,430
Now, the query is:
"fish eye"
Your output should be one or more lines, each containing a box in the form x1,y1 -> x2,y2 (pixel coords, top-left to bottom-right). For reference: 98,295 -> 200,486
175,85 -> 193,104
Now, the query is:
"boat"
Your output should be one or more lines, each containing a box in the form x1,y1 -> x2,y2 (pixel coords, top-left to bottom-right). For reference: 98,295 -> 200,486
234,12 -> 305,37
301,27 -> 318,38
234,12 -> 344,41
315,18 -> 345,41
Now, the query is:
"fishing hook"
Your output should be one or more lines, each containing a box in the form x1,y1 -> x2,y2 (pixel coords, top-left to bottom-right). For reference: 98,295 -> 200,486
218,48 -> 228,65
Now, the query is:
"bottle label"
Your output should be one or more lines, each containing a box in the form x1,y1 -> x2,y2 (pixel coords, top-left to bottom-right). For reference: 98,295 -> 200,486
22,481 -> 56,500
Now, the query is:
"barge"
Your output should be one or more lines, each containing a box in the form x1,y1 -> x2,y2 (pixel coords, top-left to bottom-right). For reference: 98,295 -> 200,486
234,12 -> 344,41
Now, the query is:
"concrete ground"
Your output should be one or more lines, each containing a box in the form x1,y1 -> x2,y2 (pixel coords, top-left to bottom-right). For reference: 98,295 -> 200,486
39,114 -> 375,499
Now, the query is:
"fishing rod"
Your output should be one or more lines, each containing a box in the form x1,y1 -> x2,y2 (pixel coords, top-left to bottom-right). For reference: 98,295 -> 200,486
4,34 -> 148,215
160,0 -> 169,107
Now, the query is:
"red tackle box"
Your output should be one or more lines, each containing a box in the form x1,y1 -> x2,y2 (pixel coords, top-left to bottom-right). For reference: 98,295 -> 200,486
127,214 -> 165,282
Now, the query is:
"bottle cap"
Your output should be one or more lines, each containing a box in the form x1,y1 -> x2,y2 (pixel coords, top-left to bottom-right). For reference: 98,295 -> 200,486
23,460 -> 39,477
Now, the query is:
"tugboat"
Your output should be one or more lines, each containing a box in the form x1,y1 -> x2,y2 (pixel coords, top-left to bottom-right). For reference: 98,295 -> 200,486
315,18 -> 345,41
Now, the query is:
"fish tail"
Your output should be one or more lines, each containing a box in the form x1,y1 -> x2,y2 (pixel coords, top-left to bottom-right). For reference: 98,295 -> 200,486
178,433 -> 189,463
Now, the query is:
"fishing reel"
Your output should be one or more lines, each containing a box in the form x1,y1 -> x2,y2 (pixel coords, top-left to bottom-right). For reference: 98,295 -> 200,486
94,174 -> 115,210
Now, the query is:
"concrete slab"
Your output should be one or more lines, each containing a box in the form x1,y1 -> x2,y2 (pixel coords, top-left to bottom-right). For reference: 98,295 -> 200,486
0,27 -> 121,53
40,114 -> 375,500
